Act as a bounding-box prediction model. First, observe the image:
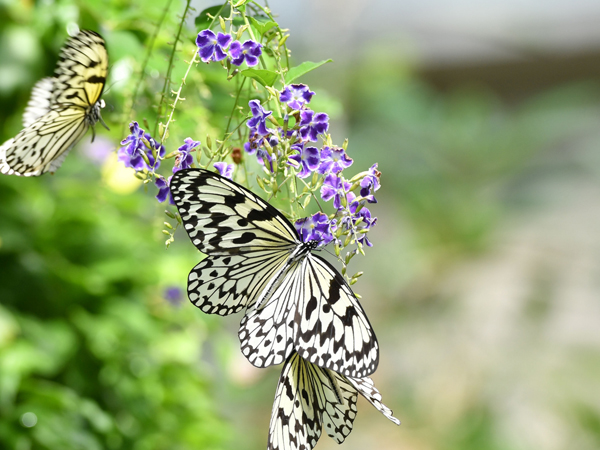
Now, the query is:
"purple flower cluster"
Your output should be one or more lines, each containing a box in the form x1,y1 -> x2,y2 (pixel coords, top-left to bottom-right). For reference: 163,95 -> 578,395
155,137 -> 201,205
196,30 -> 262,66
295,212 -> 335,246
118,121 -> 165,172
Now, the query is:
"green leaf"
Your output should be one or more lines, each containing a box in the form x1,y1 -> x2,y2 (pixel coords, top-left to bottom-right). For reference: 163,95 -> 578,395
284,59 -> 333,84
249,17 -> 277,36
194,4 -> 231,29
241,69 -> 278,87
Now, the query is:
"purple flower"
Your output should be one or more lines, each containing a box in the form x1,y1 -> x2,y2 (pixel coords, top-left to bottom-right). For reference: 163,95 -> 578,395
247,100 -> 274,136
321,173 -> 350,209
288,144 -> 320,178
155,175 -> 174,205
359,163 -> 381,202
318,146 -> 353,174
164,286 -> 183,307
229,40 -> 262,66
173,137 -> 199,173
340,206 -> 377,247
118,121 -> 165,172
280,84 -> 315,110
256,148 -> 274,172
196,30 -> 231,63
295,212 -> 334,246
214,162 -> 234,179
299,110 -> 329,142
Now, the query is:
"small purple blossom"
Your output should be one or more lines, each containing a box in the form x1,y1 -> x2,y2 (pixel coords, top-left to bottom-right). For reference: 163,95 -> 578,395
280,84 -> 315,110
118,121 -> 165,172
229,40 -> 262,66
214,162 -> 234,179
164,286 -> 183,307
318,146 -> 353,174
155,175 -> 174,205
288,144 -> 320,178
247,100 -> 274,136
196,30 -> 231,63
173,137 -> 199,173
299,110 -> 329,142
340,206 -> 377,247
359,163 -> 381,202
295,212 -> 334,246
321,173 -> 351,209
256,148 -> 274,172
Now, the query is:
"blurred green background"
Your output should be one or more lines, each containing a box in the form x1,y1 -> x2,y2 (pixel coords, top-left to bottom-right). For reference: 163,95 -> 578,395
1,1 -> 600,449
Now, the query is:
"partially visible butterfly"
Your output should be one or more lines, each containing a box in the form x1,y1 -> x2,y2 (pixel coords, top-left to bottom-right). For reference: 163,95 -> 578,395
268,351 -> 399,450
0,29 -> 108,176
170,168 -> 379,378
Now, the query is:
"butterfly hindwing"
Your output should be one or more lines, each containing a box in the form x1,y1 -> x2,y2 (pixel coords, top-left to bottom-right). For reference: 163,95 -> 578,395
22,78 -> 55,127
188,250 -> 290,316
1,107 -> 88,176
346,376 -> 401,426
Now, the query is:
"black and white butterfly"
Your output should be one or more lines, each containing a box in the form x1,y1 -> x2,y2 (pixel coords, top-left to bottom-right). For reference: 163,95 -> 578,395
170,168 -> 379,378
0,29 -> 108,176
269,351 -> 399,450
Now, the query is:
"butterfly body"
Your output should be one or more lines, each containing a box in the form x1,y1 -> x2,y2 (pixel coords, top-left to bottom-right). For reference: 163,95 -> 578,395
171,168 -> 379,378
0,29 -> 108,176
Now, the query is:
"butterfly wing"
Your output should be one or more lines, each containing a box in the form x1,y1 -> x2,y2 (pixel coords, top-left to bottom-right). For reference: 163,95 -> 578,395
240,253 -> 379,378
171,168 -> 300,315
0,107 -> 88,176
346,376 -> 400,425
171,168 -> 299,255
268,352 -> 323,450
187,251 -> 290,316
22,77 -> 55,127
52,29 -> 108,108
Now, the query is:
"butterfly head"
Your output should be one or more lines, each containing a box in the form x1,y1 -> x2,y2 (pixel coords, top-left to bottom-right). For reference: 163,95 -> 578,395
86,100 -> 109,131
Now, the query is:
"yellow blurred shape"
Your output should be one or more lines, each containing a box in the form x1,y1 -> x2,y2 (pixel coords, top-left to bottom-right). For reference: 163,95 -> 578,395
101,153 -> 142,194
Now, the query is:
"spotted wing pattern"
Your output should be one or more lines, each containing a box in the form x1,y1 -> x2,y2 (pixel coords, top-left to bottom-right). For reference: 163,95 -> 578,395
0,30 -> 107,176
240,253 -> 379,377
269,352 -> 399,450
171,168 -> 298,255
171,169 -> 379,377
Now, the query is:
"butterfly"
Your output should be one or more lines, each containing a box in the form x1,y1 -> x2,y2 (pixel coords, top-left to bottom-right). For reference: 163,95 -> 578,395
268,351 -> 399,450
0,29 -> 108,176
170,168 -> 379,378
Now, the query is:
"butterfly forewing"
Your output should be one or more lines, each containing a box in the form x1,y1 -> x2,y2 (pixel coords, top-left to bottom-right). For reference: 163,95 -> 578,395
53,30 -> 108,108
241,253 -> 379,378
171,169 -> 299,255
268,352 -> 322,450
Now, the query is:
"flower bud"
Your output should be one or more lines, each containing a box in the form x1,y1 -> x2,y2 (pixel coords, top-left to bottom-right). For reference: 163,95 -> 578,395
219,16 -> 227,32
231,147 -> 242,164
162,230 -> 171,236
164,222 -> 173,230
